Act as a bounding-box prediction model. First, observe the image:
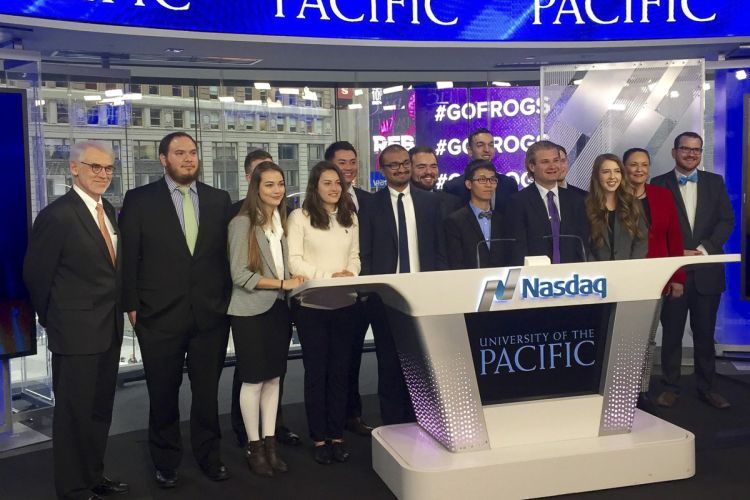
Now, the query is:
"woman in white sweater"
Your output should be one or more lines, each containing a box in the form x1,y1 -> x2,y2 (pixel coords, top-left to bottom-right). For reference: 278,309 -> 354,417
287,161 -> 360,465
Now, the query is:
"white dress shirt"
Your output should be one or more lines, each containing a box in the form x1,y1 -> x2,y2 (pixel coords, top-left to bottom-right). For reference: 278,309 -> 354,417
347,184 -> 360,212
263,208 -> 285,280
534,182 -> 562,220
388,184 -> 420,273
72,184 -> 118,254
674,169 -> 706,254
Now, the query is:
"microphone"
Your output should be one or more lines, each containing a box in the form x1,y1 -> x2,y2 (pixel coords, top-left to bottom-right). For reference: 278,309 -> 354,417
542,234 -> 588,263
475,238 -> 516,268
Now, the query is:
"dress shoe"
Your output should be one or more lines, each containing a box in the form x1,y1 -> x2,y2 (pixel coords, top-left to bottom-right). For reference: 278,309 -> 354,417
201,463 -> 231,482
655,390 -> 679,408
246,440 -> 274,477
264,436 -> 288,472
331,441 -> 350,463
699,391 -> 731,409
345,417 -> 374,436
636,392 -> 659,416
86,495 -> 103,500
92,476 -> 130,496
154,469 -> 178,489
276,425 -> 301,446
313,443 -> 333,465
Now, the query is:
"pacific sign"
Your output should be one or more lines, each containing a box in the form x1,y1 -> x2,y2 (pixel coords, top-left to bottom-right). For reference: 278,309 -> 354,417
0,0 -> 744,43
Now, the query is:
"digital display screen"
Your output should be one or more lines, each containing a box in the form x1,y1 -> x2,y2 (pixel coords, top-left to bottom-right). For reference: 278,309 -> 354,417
0,89 -> 36,360
465,303 -> 612,405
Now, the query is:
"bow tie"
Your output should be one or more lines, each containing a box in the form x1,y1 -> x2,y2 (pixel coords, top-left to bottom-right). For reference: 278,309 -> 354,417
678,172 -> 698,185
478,210 -> 493,219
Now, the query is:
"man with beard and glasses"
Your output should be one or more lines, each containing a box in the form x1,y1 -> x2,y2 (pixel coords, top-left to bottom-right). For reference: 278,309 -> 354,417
409,145 -> 462,220
120,132 -> 233,489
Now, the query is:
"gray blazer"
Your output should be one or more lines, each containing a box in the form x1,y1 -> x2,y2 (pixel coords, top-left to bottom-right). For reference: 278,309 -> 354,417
227,215 -> 290,316
591,211 -> 648,261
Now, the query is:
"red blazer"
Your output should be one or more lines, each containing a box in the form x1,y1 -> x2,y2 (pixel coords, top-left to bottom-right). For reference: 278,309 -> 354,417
644,183 -> 686,285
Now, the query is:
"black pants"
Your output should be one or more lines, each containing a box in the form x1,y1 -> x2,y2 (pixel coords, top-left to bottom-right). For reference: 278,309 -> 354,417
231,368 -> 288,443
368,296 -> 415,425
51,336 -> 120,500
136,319 -> 229,472
346,299 -> 370,419
660,272 -> 721,395
293,303 -> 356,442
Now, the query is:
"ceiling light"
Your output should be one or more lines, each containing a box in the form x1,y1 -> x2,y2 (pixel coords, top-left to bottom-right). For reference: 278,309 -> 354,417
382,85 -> 403,94
34,99 -> 45,106
354,89 -> 364,96
436,81 -> 453,89
383,104 -> 396,110
254,82 -> 271,90
164,48 -> 184,54
573,79 -> 583,85
736,69 -> 748,81
302,87 -> 318,101
244,99 -> 262,105
492,81 -> 511,87
669,90 -> 680,98
279,88 -> 299,95
219,96 -> 235,103
104,89 -> 123,98
703,82 -> 712,91
348,103 -> 363,110
83,95 -> 102,101
122,93 -> 142,100
112,99 -> 125,106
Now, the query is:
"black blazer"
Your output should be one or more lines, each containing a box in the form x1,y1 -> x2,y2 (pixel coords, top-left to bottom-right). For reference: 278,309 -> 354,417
120,178 -> 233,333
443,172 -> 519,214
650,170 -> 734,294
360,187 -> 447,275
444,206 -> 507,269
23,190 -> 123,355
503,184 -> 589,265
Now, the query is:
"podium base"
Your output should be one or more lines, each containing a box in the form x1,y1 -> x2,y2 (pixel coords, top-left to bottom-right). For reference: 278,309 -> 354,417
0,422 -> 50,454
372,410 -> 694,499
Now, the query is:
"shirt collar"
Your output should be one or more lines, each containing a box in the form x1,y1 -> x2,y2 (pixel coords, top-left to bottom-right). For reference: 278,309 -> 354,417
165,174 -> 197,194
469,202 -> 490,218
534,182 -> 559,199
388,184 -> 411,199
72,184 -> 101,210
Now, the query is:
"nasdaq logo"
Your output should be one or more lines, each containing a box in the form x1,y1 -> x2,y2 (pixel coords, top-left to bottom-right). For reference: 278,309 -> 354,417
521,274 -> 607,300
477,268 -> 521,311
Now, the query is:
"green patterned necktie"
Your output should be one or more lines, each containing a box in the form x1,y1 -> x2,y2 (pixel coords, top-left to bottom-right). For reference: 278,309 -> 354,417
177,185 -> 198,255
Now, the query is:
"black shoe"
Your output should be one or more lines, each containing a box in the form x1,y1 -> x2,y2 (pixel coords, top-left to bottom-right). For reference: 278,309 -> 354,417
331,441 -> 350,463
276,425 -> 301,446
345,417 -> 374,436
313,443 -> 333,465
201,463 -> 231,482
91,476 -> 129,496
699,391 -> 731,409
86,495 -> 103,500
636,393 -> 659,416
155,469 -> 178,489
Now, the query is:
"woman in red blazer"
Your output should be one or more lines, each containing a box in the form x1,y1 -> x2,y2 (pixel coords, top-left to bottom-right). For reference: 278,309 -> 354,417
624,148 -> 686,413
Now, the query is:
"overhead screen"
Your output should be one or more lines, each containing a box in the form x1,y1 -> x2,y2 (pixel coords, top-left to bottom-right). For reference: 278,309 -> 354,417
0,88 -> 36,360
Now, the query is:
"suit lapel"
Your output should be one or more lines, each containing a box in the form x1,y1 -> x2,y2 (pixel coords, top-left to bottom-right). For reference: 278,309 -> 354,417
193,182 -> 207,257
528,187 -> 551,235
465,207 -> 487,246
158,178 -> 193,257
662,173 -> 691,236
693,170 -> 710,237
378,189 -> 398,246
68,190 -> 115,268
255,226 -> 279,279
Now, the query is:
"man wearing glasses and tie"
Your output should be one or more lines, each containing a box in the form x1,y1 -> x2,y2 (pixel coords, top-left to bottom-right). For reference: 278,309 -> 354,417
359,144 -> 446,425
651,132 -> 734,410
444,159 -> 508,270
24,141 -> 129,500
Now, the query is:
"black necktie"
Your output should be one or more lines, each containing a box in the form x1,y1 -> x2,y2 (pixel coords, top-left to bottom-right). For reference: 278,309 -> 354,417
478,210 -> 493,219
397,193 -> 410,273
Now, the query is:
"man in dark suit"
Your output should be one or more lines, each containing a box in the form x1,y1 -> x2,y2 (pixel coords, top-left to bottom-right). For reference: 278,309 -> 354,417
504,140 -> 589,265
325,140 -> 375,436
119,132 -> 232,488
360,144 -> 447,424
24,141 -> 128,500
442,128 -> 518,213
651,132 -> 734,409
445,160 -> 508,270
409,145 -> 463,220
555,144 -> 587,197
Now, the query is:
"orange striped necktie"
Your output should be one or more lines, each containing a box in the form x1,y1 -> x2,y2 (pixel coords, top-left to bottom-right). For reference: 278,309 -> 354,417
96,203 -> 116,266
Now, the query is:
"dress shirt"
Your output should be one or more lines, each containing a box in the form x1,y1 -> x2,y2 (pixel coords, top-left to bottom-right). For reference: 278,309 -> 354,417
72,184 -> 118,253
674,169 -> 706,254
469,202 -> 492,247
263,208 -> 286,280
347,184 -> 359,212
165,174 -> 200,234
388,184 -> 420,273
534,182 -> 561,220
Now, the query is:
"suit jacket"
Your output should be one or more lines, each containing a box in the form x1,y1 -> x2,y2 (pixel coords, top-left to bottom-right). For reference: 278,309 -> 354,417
651,170 -> 734,294
589,209 -> 648,261
443,172 -> 519,214
120,178 -> 232,333
562,183 -> 588,198
503,184 -> 590,265
444,206 -> 507,269
643,183 -> 686,285
23,190 -> 123,355
227,215 -> 290,316
360,186 -> 447,275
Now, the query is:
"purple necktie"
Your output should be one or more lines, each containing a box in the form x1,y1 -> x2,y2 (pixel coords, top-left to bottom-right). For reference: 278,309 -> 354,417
546,191 -> 561,264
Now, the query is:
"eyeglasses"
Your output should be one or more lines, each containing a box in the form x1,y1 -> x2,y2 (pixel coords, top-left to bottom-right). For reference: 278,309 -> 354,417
382,160 -> 411,171
676,146 -> 703,155
80,161 -> 116,175
470,176 -> 498,185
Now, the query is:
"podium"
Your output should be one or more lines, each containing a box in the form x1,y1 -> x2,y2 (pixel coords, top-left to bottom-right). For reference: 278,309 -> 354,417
292,254 -> 739,499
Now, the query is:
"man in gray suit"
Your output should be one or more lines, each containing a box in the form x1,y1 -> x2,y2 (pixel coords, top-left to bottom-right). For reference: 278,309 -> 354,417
651,132 -> 734,409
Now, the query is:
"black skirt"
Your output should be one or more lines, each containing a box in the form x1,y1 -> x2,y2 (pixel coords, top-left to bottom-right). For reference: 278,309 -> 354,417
231,299 -> 292,383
